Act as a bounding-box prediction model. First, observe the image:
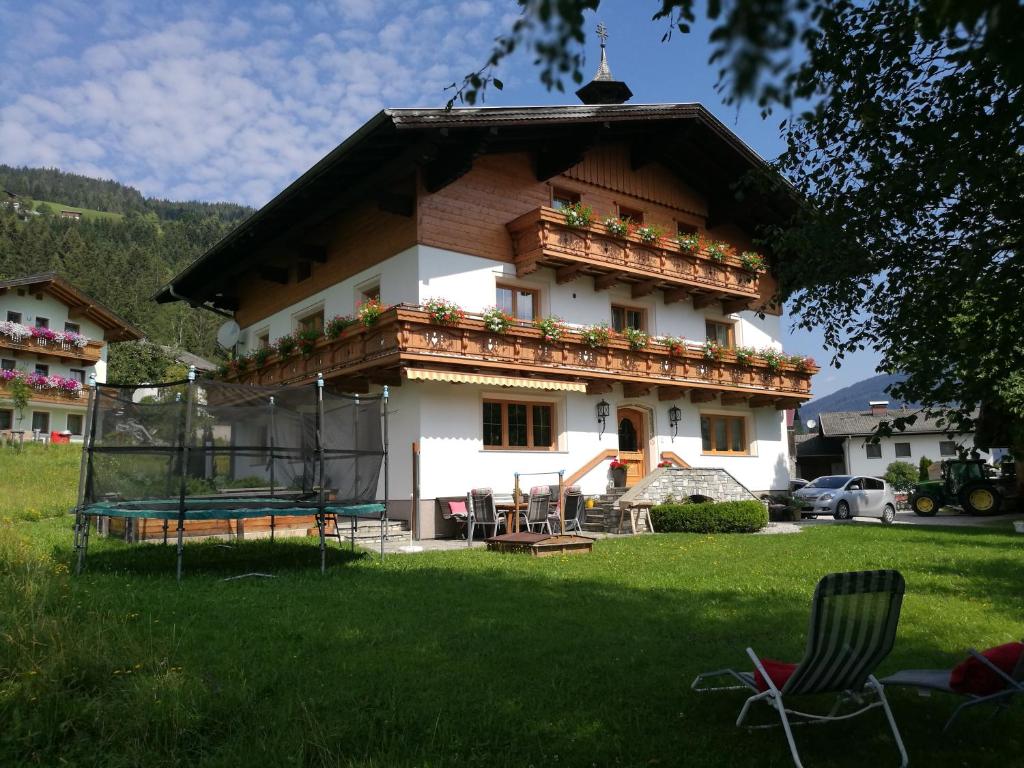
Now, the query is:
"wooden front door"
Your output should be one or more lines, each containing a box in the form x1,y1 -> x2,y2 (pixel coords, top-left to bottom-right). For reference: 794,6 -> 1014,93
616,408 -> 647,487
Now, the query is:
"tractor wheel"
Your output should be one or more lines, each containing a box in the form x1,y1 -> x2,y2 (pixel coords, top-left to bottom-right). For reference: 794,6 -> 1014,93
959,482 -> 1002,516
881,504 -> 896,525
910,492 -> 940,517
834,501 -> 852,520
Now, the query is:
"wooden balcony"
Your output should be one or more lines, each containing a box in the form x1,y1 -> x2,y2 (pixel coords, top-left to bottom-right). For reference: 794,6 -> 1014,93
506,207 -> 763,311
0,382 -> 85,407
227,306 -> 815,407
0,335 -> 103,364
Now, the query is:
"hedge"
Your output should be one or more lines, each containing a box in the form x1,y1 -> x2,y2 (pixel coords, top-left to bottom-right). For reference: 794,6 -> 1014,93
650,500 -> 768,533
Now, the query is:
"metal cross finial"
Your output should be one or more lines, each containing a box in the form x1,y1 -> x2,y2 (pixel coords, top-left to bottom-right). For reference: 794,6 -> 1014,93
596,22 -> 608,46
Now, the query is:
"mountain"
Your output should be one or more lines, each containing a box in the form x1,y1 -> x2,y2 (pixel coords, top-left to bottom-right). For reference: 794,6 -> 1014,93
797,374 -> 920,426
0,166 -> 253,373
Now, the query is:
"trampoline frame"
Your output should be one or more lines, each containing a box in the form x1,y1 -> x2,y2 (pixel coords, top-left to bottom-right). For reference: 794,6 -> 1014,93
72,367 -> 391,579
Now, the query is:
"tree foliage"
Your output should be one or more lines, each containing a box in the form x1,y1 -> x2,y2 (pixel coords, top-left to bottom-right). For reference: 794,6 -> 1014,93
460,1 -> 1024,451
884,461 -> 919,494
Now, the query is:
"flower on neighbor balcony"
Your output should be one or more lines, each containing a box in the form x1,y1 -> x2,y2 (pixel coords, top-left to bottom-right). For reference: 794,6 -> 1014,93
759,347 -> 785,372
734,345 -> 756,366
660,336 -> 687,357
635,225 -> 663,244
481,306 -> 513,334
29,326 -> 58,342
621,327 -> 649,351
533,315 -> 566,344
356,298 -> 383,327
703,340 -> 725,362
423,298 -> 466,327
706,241 -> 731,262
580,322 -> 612,348
739,251 -> 766,272
561,201 -> 593,228
325,314 -> 356,339
0,368 -> 18,382
603,216 -> 630,237
676,232 -> 703,253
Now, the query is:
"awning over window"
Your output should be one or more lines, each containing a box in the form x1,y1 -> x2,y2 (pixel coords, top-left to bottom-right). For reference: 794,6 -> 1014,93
403,368 -> 587,392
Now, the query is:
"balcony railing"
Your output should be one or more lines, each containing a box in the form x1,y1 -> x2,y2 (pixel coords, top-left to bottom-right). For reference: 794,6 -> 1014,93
506,207 -> 763,310
0,334 -> 102,363
226,306 -> 815,406
0,381 -> 85,406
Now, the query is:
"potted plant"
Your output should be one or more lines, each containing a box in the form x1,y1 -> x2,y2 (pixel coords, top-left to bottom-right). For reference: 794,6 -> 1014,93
561,201 -> 593,229
735,345 -> 756,366
759,347 -> 785,373
253,346 -> 272,367
275,333 -> 297,358
609,458 -> 628,488
706,241 -> 731,262
423,297 -> 466,326
325,314 -> 356,339
790,354 -> 815,373
635,224 -> 663,244
357,298 -> 383,327
703,339 -> 725,362
622,327 -> 649,351
660,336 -> 686,357
676,232 -> 703,253
657,460 -> 673,468
580,322 -> 612,348
740,251 -> 766,272
603,216 -> 630,237
481,306 -> 513,334
297,327 -> 321,356
533,315 -> 566,344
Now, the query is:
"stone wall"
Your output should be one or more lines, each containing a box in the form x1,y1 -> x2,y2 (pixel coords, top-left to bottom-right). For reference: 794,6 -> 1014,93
617,467 -> 759,508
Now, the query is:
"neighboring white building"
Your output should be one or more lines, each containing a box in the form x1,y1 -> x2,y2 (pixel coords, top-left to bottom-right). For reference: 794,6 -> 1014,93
157,96 -> 820,536
796,400 -> 980,479
0,273 -> 142,440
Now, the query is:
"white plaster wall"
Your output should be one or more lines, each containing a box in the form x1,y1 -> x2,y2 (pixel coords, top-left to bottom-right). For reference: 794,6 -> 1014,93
844,433 -> 977,477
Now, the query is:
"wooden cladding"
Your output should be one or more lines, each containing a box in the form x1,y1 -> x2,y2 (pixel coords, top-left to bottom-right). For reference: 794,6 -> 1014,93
0,336 -> 103,365
506,207 -> 762,308
226,306 -> 814,404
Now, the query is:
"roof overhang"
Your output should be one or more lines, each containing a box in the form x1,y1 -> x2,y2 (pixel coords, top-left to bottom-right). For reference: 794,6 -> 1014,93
154,103 -> 798,312
404,368 -> 588,391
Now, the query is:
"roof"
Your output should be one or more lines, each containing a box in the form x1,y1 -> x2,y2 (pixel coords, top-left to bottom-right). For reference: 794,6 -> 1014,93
155,103 -> 796,311
158,345 -> 217,372
794,432 -> 844,458
818,407 -> 974,438
0,273 -> 144,342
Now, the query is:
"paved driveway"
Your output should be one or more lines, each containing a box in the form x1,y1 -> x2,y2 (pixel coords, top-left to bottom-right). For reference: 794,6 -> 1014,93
801,509 -> 1024,529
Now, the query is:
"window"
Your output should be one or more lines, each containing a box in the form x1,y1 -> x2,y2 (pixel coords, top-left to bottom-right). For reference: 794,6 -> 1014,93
864,477 -> 885,490
66,413 -> 84,436
0,409 -> 12,430
35,317 -> 49,329
35,364 -> 49,376
894,442 -> 911,458
360,283 -> 380,303
618,205 -> 644,224
939,440 -> 957,457
677,221 -> 698,236
32,412 -> 49,433
705,319 -> 735,348
700,414 -> 748,455
482,400 -> 556,450
297,309 -> 324,334
1,359 -> 15,371
69,368 -> 85,384
257,332 -> 270,349
496,284 -> 538,322
296,261 -> 312,282
64,321 -> 80,334
611,305 -> 645,333
866,443 -> 882,459
6,311 -> 21,323
551,188 -> 580,210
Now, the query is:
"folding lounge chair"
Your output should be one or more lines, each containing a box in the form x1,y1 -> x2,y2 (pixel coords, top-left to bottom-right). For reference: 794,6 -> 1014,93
521,486 -> 551,532
561,486 -> 586,535
881,640 -> 1024,731
468,488 -> 505,544
691,570 -> 908,768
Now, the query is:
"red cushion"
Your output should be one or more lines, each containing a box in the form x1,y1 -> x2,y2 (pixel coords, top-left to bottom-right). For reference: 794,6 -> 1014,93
949,642 -> 1024,696
448,500 -> 467,518
754,659 -> 798,692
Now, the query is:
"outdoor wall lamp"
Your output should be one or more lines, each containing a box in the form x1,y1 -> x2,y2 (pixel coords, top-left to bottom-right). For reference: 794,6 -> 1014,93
668,404 -> 682,442
596,399 -> 610,439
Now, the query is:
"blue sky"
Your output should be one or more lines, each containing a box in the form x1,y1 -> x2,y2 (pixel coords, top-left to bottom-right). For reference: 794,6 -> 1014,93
0,0 -> 880,396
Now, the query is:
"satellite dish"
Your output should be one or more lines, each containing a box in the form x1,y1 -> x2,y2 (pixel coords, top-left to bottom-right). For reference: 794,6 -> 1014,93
216,320 -> 241,349
806,419 -> 817,429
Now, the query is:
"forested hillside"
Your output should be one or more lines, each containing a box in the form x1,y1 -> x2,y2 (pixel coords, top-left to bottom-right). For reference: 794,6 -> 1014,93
0,167 -> 253,377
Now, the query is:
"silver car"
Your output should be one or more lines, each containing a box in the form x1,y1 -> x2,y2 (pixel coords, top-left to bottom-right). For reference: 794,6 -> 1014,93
794,475 -> 898,524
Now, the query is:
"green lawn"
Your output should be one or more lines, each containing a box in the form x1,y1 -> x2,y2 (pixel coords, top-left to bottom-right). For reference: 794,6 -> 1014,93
1,511 -> 1021,767
0,444 -> 81,521
30,199 -> 125,222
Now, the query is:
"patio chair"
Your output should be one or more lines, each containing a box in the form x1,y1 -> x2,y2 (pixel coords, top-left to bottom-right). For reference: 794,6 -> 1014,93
561,486 -> 586,535
436,495 -> 470,539
881,640 -> 1024,731
521,486 -> 551,532
468,488 -> 505,544
691,569 -> 908,768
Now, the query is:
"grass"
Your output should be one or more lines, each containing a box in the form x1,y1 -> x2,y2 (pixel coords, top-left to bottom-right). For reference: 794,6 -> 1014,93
30,200 -> 124,222
1,512 -> 1022,767
0,443 -> 81,520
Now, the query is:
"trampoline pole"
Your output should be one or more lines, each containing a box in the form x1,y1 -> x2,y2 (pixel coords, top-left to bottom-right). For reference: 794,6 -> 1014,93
269,396 -> 276,543
177,366 -> 196,582
317,374 -> 326,574
382,385 -> 389,561
74,375 -> 98,575
352,393 -> 359,552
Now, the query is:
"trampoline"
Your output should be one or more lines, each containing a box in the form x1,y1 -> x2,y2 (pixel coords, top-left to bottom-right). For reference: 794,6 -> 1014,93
72,367 -> 389,579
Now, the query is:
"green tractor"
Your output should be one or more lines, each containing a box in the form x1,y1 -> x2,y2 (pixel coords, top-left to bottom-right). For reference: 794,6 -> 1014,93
909,458 -> 1016,516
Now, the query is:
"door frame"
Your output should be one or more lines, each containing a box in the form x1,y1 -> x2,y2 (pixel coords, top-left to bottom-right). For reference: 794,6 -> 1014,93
616,406 -> 650,486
